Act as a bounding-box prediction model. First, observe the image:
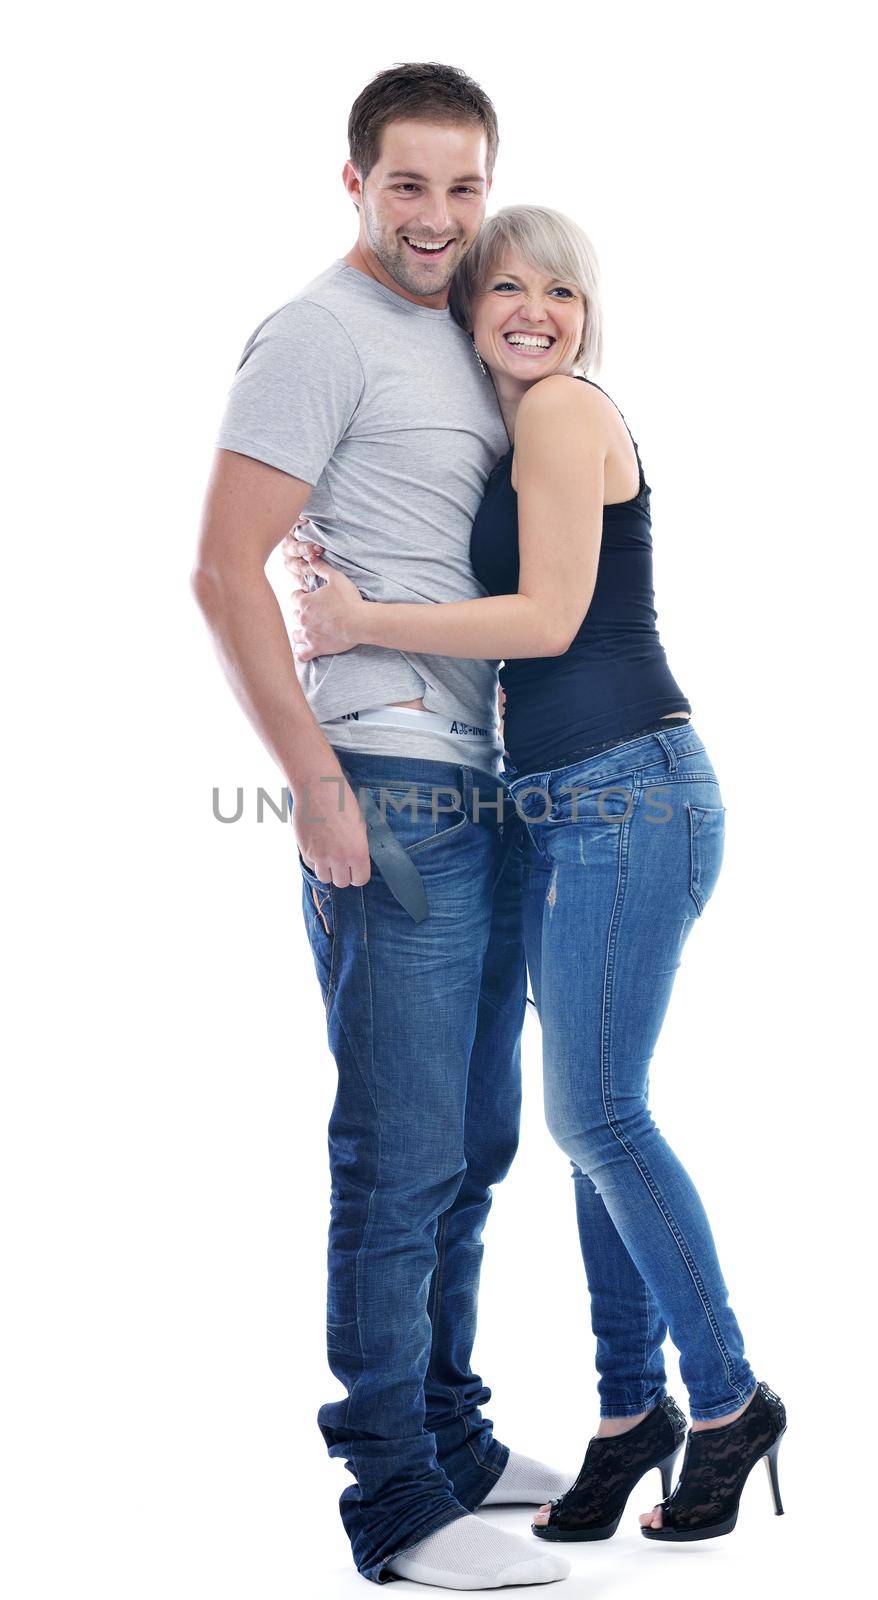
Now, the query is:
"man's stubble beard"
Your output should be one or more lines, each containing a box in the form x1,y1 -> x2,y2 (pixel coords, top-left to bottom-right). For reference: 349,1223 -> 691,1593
361,189 -> 470,300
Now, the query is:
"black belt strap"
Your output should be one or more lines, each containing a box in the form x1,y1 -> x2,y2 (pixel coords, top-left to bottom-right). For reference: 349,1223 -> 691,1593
358,786 -> 429,923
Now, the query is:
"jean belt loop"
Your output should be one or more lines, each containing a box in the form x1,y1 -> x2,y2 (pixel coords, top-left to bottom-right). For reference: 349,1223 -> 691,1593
654,730 -> 678,773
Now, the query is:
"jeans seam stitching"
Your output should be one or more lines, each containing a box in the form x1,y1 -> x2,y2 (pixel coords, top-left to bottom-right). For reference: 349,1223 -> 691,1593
598,779 -> 741,1405
639,1278 -> 652,1405
345,890 -> 378,1434
426,1210 -> 462,1418
465,1436 -> 503,1478
325,885 -> 340,1004
686,802 -> 704,916
405,809 -> 469,856
603,1120 -> 741,1401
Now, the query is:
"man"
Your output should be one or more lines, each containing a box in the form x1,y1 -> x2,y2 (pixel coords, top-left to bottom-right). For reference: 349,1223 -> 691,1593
192,63 -> 570,1589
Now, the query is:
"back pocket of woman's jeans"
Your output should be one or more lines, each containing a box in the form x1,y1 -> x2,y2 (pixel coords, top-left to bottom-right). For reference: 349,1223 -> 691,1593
298,854 -> 336,1009
686,803 -> 726,915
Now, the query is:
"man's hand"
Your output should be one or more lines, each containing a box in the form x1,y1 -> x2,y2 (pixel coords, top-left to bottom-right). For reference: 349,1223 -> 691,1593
291,771 -> 372,887
289,556 -> 368,661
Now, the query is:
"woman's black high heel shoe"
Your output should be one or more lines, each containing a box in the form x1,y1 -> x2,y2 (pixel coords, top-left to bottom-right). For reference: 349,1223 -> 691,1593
640,1380 -> 786,1541
532,1394 -> 687,1542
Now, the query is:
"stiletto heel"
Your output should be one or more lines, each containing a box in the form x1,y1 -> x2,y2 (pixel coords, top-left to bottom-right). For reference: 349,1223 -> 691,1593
532,1395 -> 687,1542
641,1380 -> 787,1542
658,1448 -> 680,1499
763,1433 -> 785,1515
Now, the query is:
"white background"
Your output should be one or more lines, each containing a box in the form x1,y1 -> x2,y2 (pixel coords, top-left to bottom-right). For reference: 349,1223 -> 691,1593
3,3 -> 873,1595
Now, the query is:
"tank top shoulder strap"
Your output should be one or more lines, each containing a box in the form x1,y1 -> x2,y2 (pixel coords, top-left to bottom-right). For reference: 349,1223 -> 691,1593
574,374 -> 646,497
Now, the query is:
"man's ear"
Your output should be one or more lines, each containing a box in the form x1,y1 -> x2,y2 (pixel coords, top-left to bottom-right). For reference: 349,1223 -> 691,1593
341,159 -> 362,212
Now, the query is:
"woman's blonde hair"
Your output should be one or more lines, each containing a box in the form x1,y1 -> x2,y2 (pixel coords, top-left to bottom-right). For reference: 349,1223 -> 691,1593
449,205 -> 603,373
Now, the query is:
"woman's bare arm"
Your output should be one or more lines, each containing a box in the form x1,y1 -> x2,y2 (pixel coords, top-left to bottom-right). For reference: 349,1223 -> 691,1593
288,376 -> 606,662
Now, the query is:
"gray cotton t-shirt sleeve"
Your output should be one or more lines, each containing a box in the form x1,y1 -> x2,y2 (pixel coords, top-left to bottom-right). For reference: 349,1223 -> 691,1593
215,300 -> 365,486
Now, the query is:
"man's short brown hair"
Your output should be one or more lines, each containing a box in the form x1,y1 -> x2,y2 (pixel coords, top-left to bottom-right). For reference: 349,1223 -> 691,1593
348,62 -> 499,181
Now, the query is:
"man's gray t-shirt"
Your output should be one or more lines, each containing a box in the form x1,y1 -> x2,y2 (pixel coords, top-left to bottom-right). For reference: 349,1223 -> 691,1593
215,260 -> 509,769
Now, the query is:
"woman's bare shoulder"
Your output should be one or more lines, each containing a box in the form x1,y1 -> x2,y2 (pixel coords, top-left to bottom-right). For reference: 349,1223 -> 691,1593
516,373 -> 615,434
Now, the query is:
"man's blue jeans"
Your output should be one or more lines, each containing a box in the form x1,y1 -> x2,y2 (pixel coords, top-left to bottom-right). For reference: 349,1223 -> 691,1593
503,721 -> 757,1424
295,753 -> 527,1583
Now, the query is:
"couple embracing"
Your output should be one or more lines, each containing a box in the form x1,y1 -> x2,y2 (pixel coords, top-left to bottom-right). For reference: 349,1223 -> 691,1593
193,60 -> 785,1591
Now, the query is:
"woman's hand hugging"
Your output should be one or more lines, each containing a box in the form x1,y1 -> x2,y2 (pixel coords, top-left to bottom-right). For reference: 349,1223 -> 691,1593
282,524 -> 368,660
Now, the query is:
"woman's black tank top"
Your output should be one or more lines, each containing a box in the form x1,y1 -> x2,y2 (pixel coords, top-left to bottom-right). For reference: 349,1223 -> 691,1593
469,375 -> 691,777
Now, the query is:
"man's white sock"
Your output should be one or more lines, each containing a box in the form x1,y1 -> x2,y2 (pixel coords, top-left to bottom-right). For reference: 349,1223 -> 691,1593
386,1514 -> 570,1589
482,1450 -> 576,1506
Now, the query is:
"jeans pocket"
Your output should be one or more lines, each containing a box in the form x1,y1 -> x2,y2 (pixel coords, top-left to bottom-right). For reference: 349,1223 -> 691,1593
546,777 -> 637,826
359,783 -> 468,856
686,802 -> 726,915
298,855 -> 337,1010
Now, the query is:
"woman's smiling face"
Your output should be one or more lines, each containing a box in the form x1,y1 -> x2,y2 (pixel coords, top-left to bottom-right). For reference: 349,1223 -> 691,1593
470,250 -> 586,384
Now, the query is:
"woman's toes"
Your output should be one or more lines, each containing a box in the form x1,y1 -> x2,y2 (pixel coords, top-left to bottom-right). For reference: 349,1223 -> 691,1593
532,1504 -> 551,1526
639,1505 -> 663,1528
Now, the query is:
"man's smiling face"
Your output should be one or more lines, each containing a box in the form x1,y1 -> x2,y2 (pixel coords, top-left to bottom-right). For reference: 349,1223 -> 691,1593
344,119 -> 491,306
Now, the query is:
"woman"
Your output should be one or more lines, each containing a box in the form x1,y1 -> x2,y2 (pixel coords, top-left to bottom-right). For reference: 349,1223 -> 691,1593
283,206 -> 786,1544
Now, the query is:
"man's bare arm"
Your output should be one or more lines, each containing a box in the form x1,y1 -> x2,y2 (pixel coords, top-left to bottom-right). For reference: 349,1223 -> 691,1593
191,448 -> 370,886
